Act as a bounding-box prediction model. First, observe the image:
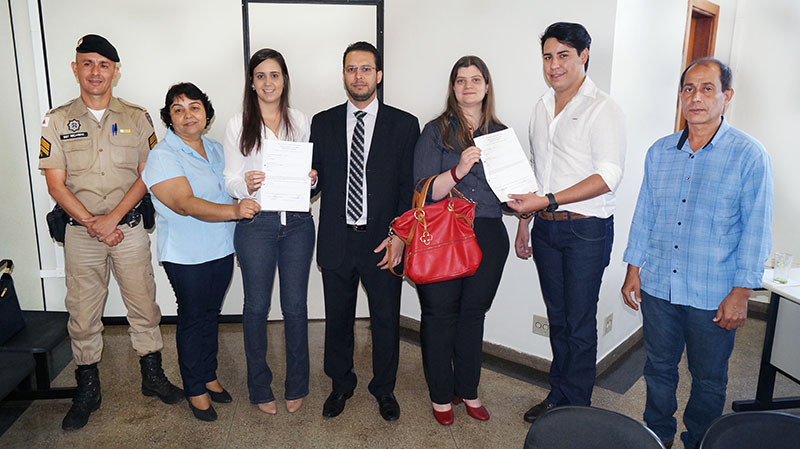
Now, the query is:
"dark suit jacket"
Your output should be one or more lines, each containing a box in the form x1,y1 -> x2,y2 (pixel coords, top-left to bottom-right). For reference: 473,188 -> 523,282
311,101 -> 420,270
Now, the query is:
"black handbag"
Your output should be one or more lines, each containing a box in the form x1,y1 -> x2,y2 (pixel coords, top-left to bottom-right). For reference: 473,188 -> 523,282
46,204 -> 69,243
0,259 -> 26,345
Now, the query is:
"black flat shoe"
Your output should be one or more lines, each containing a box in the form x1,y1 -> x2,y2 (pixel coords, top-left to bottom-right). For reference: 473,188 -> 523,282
187,398 -> 218,422
376,393 -> 400,421
523,398 -> 557,423
207,388 -> 232,403
322,391 -> 353,418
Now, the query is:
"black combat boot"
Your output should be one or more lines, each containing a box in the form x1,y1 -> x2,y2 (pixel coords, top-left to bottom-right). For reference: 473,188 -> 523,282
62,363 -> 102,430
140,351 -> 183,404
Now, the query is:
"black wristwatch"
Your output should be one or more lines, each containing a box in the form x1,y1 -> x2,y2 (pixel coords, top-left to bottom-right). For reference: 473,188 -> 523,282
545,193 -> 558,212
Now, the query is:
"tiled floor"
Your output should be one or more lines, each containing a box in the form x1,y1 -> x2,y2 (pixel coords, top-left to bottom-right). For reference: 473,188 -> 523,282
1,318 -> 799,449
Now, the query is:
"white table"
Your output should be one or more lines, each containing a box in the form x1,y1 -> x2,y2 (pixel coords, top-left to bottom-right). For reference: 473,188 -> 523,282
732,267 -> 800,411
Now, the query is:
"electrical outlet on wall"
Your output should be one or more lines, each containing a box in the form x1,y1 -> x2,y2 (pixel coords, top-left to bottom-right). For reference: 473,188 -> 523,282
533,315 -> 549,337
603,313 -> 613,335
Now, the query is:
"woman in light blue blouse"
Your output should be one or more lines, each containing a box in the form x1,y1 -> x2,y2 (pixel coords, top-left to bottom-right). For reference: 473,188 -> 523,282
142,82 -> 260,422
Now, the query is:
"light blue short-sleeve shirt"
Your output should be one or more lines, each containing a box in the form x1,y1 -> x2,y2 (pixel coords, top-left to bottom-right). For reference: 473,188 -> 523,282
142,129 -> 235,264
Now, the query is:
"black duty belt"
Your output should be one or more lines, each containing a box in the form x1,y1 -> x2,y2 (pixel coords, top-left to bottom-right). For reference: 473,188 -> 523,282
69,209 -> 142,228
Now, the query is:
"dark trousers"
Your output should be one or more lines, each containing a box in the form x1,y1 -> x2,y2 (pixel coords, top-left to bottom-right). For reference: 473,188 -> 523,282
162,254 -> 233,397
641,290 -> 736,449
531,215 -> 613,406
417,218 -> 509,404
321,228 -> 402,397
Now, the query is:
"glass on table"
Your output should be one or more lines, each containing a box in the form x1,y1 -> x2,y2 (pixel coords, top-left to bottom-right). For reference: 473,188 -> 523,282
773,252 -> 794,284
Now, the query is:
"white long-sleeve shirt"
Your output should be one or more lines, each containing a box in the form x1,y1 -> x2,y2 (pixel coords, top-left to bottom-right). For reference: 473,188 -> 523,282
529,77 -> 626,218
223,108 -> 311,200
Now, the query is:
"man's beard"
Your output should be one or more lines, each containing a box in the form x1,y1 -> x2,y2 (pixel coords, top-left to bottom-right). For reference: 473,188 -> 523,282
346,84 -> 376,102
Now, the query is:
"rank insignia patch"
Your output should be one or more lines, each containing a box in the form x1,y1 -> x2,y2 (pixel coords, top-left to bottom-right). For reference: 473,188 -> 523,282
148,132 -> 157,150
67,119 -> 81,132
145,112 -> 154,128
39,137 -> 51,159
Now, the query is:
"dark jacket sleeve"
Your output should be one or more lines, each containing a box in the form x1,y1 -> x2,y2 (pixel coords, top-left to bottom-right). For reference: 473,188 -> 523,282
310,112 -> 324,198
396,114 -> 421,216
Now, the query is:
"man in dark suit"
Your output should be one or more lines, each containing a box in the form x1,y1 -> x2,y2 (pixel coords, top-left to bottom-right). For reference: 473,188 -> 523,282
311,41 -> 419,421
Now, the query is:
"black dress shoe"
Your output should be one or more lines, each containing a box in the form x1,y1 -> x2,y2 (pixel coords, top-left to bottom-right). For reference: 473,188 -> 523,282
187,398 -> 217,422
523,398 -> 557,423
322,391 -> 353,418
207,388 -> 232,403
376,394 -> 400,421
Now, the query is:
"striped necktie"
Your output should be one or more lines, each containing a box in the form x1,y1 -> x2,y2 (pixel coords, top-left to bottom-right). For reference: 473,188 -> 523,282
347,110 -> 367,223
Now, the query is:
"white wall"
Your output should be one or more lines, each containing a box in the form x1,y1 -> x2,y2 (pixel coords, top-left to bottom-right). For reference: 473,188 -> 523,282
726,0 -> 800,259
0,0 -> 42,309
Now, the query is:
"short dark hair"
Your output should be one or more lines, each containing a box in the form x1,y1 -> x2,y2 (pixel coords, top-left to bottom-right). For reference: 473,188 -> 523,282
540,22 -> 592,71
680,57 -> 732,92
343,41 -> 382,71
159,82 -> 214,130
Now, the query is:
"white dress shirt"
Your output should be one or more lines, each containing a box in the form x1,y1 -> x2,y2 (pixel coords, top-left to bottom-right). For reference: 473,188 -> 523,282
222,108 -> 311,223
529,77 -> 626,219
345,98 -> 379,226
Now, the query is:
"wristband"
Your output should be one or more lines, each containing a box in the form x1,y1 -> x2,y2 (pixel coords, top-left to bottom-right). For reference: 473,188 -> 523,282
450,166 -> 464,184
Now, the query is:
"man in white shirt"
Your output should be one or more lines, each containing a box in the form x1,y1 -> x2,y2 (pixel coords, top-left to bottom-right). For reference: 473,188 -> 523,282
508,22 -> 626,423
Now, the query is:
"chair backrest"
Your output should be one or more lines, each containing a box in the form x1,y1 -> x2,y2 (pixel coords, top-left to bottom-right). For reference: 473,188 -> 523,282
524,406 -> 665,449
699,411 -> 800,449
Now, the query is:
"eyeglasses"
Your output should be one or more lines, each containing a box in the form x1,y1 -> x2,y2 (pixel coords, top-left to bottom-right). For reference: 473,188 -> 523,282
344,65 -> 377,75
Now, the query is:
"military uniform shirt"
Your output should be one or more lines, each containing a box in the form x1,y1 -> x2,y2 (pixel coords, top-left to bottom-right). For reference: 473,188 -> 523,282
38,96 -> 157,215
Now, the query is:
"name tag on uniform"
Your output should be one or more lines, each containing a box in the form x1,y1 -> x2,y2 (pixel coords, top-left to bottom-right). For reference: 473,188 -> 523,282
60,132 -> 88,140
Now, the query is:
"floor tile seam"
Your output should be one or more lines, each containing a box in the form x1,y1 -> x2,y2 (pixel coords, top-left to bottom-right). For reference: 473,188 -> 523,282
223,397 -> 241,449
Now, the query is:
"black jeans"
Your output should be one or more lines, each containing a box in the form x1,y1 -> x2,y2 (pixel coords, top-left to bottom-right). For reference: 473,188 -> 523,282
162,254 -> 233,397
416,218 -> 509,404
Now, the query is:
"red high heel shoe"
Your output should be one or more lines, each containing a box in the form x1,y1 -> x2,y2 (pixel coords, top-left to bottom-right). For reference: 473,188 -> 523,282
432,406 -> 454,425
452,396 -> 490,421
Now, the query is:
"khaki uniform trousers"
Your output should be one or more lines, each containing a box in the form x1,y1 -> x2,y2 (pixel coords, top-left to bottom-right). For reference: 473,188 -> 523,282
64,221 -> 162,365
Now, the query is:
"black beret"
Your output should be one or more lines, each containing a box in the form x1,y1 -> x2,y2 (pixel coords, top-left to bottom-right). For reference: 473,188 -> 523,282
75,34 -> 119,63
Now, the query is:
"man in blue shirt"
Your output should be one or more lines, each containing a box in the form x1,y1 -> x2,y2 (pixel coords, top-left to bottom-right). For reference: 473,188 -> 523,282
621,58 -> 773,449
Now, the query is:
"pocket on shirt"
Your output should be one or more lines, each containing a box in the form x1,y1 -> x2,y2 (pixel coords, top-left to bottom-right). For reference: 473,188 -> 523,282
110,134 -> 140,169
63,140 -> 95,173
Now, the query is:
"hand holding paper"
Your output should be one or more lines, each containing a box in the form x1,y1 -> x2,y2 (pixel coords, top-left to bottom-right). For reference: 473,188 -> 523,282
473,128 -> 537,202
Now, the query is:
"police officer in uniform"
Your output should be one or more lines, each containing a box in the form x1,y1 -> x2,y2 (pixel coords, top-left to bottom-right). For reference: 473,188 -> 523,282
38,34 -> 182,431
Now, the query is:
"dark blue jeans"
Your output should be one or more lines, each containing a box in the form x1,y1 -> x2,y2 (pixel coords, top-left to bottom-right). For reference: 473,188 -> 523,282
235,211 -> 315,403
162,254 -> 234,397
531,215 -> 613,406
641,290 -> 736,449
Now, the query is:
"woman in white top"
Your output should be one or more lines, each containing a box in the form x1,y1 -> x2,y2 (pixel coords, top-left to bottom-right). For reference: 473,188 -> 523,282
223,48 -> 316,415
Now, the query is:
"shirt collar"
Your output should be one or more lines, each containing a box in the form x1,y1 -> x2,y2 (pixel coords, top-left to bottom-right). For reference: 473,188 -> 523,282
676,116 -> 729,151
164,128 -> 215,161
347,97 -> 379,117
68,96 -> 120,118
542,76 -> 597,112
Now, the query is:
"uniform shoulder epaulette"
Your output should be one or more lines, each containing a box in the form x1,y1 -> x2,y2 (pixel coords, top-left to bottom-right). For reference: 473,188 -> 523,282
117,97 -> 148,112
48,97 -> 78,115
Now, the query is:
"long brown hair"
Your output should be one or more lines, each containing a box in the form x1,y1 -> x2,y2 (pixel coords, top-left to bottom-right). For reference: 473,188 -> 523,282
239,48 -> 295,156
437,55 -> 503,151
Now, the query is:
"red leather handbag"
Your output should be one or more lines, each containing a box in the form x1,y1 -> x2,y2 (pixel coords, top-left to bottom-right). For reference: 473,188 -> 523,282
388,176 -> 482,284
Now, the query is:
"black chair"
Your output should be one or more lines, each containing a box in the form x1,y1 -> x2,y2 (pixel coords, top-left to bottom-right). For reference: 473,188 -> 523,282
0,259 -> 75,401
699,411 -> 800,449
524,406 -> 666,449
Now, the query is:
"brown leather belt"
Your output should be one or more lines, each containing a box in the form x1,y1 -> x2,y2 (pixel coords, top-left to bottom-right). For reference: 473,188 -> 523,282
536,210 -> 591,221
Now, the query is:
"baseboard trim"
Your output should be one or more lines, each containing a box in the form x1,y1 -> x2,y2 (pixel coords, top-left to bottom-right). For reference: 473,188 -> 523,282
399,315 -> 643,378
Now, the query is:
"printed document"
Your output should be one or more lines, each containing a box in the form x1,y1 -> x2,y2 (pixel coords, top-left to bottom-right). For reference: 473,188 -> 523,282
473,128 -> 537,202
